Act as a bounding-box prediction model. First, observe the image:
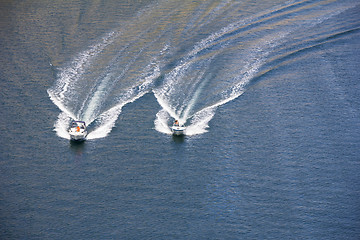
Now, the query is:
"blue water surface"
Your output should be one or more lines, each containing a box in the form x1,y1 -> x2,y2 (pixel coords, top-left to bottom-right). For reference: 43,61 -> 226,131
0,0 -> 359,239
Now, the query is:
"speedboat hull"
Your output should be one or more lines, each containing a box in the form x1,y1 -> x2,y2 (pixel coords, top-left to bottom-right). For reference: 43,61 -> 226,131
68,121 -> 87,141
69,131 -> 87,141
171,126 -> 186,135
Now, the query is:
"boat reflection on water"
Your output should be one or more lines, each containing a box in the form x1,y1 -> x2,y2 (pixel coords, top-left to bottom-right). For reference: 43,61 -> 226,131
70,140 -> 86,157
172,134 -> 185,143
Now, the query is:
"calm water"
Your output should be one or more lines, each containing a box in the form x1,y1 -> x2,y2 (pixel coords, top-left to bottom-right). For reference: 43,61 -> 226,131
1,0 -> 360,239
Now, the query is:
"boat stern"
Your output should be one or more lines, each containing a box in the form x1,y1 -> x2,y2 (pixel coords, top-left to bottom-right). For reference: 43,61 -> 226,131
171,126 -> 186,136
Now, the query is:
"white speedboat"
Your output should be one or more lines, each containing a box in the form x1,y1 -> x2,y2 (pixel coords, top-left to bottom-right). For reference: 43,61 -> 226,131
68,121 -> 87,141
171,125 -> 186,135
171,120 -> 186,136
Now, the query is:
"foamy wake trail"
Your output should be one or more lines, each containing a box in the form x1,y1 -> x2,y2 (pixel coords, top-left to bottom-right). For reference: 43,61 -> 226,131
154,109 -> 172,135
153,27 -> 281,136
154,107 -> 216,136
48,27 -> 161,139
153,0 -> 353,136
186,108 -> 216,136
87,63 -> 159,139
48,31 -> 117,106
54,112 -> 72,140
48,31 -> 119,139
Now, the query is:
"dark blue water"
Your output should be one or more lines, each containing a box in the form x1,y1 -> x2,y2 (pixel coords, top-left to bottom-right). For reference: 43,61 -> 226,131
1,0 -> 360,239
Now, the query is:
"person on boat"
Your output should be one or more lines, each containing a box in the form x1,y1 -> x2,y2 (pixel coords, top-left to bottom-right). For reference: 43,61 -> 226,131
174,120 -> 179,126
76,126 -> 80,132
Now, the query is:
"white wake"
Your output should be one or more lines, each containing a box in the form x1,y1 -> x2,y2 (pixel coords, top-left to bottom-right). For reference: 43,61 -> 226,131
152,0 -> 353,136
48,29 -> 161,139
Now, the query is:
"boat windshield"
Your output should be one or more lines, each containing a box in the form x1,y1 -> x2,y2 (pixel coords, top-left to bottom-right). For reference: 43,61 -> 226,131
71,122 -> 85,128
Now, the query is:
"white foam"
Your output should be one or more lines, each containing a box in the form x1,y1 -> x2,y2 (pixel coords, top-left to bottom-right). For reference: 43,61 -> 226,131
82,73 -> 114,124
54,31 -> 117,102
153,91 -> 180,122
154,109 -> 172,135
48,31 -> 118,120
181,68 -> 209,120
185,107 -> 216,136
49,0 -> 354,139
152,12 -> 291,136
158,2 -> 352,137
47,89 -> 77,120
53,112 -> 71,140
87,90 -> 148,140
48,26 -> 163,139
87,62 -> 159,139
86,103 -> 125,140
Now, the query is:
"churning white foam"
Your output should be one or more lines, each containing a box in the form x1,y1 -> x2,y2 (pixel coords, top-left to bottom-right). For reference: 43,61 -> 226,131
53,112 -> 71,140
154,109 -> 172,135
185,107 -> 216,136
87,68 -> 157,140
153,20 -> 284,136
48,27 -> 162,140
